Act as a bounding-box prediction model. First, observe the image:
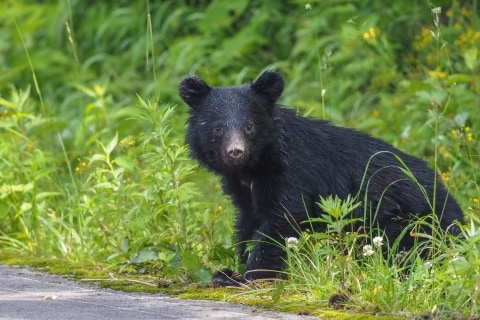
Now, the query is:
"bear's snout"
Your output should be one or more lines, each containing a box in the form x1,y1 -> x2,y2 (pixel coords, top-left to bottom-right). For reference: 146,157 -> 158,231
228,147 -> 244,159
222,132 -> 248,166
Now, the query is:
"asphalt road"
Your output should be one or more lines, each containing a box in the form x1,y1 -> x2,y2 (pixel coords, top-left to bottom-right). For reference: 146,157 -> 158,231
0,265 -> 319,320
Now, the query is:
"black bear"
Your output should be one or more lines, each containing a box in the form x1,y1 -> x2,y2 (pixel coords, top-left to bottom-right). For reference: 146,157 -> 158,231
179,70 -> 463,284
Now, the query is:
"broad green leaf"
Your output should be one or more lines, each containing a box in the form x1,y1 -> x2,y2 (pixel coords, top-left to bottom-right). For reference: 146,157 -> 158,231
130,249 -> 159,264
464,47 -> 477,71
106,133 -> 119,155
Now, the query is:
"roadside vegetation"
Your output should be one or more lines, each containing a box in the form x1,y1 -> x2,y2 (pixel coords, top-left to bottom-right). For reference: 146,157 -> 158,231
1,1 -> 479,319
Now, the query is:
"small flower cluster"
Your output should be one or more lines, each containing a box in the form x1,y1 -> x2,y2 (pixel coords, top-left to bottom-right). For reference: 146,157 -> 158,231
428,69 -> 448,80
120,136 -> 135,148
441,170 -> 451,183
362,245 -> 374,256
465,127 -> 473,142
286,237 -> 299,250
455,28 -> 480,52
75,158 -> 88,174
467,198 -> 479,213
363,27 -> 379,40
362,236 -> 383,256
414,27 -> 434,51
451,126 -> 473,143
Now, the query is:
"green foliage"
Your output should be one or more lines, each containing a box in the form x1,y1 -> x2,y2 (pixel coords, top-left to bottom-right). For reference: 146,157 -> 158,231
1,0 -> 479,318
0,86 -> 235,279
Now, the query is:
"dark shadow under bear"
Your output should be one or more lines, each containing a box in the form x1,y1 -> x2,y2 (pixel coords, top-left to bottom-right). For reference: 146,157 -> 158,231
179,70 -> 464,285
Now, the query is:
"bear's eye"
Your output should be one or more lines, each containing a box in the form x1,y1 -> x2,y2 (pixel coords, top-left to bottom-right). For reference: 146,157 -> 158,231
245,122 -> 254,134
213,125 -> 224,136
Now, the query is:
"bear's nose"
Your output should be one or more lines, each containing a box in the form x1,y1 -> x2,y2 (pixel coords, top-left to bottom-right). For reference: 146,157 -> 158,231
228,148 -> 244,159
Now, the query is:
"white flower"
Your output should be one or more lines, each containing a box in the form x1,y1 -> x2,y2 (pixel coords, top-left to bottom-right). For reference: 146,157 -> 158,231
305,3 -> 312,10
372,236 -> 383,248
431,7 -> 441,15
362,244 -> 374,256
286,237 -> 299,249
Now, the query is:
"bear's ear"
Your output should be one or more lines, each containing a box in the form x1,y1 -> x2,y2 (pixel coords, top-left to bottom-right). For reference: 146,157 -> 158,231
179,75 -> 211,109
251,71 -> 284,104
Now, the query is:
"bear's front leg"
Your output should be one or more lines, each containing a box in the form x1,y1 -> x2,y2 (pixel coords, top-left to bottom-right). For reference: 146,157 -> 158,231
244,221 -> 290,281
210,208 -> 262,287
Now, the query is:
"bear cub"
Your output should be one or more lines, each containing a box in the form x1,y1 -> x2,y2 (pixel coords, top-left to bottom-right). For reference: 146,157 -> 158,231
179,70 -> 463,285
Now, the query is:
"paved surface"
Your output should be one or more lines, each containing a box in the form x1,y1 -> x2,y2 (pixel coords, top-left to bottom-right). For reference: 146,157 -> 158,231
0,265 -> 319,320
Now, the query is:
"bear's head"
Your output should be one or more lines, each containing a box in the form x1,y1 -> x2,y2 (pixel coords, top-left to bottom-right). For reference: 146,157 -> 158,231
179,71 -> 285,174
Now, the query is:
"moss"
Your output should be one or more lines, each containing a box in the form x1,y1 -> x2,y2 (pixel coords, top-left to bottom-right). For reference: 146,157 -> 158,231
178,286 -> 406,319
0,251 -> 166,292
96,280 -> 163,293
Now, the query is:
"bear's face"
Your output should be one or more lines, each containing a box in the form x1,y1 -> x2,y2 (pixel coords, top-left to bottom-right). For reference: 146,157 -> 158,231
179,71 -> 285,173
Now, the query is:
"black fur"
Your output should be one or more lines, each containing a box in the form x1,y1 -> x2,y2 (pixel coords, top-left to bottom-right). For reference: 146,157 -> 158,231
179,71 -> 464,284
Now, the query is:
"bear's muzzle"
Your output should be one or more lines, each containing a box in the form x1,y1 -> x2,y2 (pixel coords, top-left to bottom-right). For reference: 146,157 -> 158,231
222,132 -> 249,167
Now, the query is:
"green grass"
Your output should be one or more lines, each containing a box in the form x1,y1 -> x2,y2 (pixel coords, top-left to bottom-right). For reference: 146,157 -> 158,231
1,1 -> 479,319
279,195 -> 479,318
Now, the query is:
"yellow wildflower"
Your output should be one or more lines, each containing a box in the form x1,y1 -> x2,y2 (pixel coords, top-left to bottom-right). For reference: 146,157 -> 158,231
363,27 -> 378,40
428,70 -> 448,79
451,129 -> 459,139
120,136 -> 135,148
441,172 -> 450,182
